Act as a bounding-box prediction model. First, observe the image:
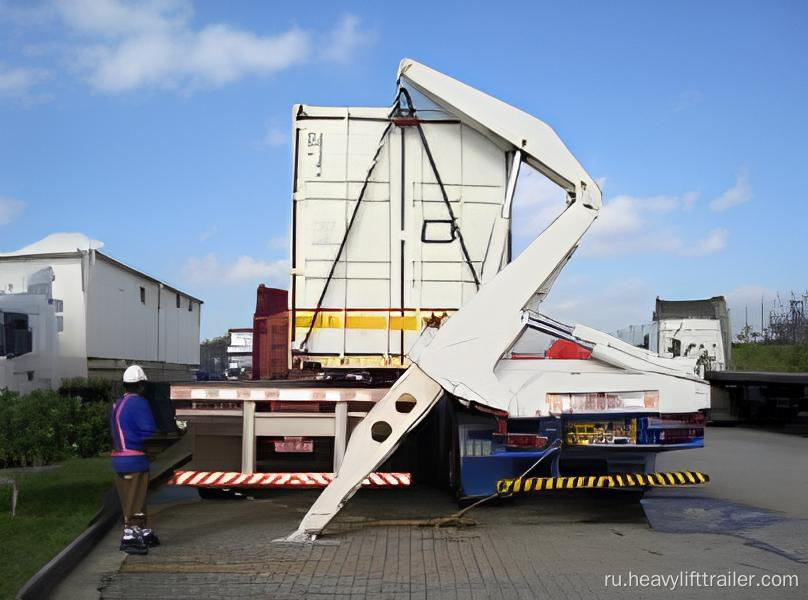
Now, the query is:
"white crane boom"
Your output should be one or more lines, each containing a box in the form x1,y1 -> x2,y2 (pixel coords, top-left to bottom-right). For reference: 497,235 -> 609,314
397,59 -> 602,213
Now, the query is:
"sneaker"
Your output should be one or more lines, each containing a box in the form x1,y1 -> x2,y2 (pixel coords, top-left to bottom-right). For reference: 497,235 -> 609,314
120,527 -> 148,555
142,528 -> 160,547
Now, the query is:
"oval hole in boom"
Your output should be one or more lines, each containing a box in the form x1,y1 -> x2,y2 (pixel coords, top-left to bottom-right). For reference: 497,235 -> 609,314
371,421 -> 393,442
395,394 -> 417,414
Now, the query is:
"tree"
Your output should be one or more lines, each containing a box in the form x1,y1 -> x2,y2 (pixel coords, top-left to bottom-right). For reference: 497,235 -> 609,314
200,335 -> 229,376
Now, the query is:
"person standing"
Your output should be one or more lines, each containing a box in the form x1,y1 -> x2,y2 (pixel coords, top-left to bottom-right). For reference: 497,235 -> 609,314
111,365 -> 160,554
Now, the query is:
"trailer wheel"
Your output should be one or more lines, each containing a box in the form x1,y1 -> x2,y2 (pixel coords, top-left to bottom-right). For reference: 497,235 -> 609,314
621,489 -> 646,502
446,400 -> 463,500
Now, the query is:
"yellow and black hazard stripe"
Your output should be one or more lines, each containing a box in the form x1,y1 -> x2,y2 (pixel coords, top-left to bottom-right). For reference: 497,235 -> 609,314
496,471 -> 709,495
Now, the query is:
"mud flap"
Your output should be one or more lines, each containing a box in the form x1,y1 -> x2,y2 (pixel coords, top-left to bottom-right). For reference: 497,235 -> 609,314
285,365 -> 444,540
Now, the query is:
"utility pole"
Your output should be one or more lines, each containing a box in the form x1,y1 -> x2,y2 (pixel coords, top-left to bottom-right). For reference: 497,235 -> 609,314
761,296 -> 765,341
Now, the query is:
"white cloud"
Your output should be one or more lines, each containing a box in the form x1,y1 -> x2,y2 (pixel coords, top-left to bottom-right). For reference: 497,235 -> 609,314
322,15 -> 374,65
511,167 -> 724,258
0,64 -> 49,96
55,0 -> 191,37
0,196 -> 25,225
680,190 -> 698,209
227,255 -> 288,282
79,25 -> 311,92
43,1 -> 369,93
182,253 -> 288,285
685,228 -> 728,255
710,168 -> 752,212
587,192 -> 734,256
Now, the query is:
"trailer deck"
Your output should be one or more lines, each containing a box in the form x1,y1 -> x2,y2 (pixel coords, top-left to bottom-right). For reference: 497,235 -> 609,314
172,379 -> 390,475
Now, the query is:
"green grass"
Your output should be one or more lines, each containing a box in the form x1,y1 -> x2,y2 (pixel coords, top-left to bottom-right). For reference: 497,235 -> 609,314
731,343 -> 808,372
0,457 -> 113,600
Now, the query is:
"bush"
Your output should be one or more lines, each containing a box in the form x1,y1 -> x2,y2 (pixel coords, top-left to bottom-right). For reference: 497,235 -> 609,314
731,343 -> 808,372
0,388 -> 112,468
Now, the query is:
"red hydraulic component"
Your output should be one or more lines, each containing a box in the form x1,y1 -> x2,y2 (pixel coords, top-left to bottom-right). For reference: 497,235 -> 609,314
273,437 -> 314,453
493,433 -> 549,450
546,339 -> 592,360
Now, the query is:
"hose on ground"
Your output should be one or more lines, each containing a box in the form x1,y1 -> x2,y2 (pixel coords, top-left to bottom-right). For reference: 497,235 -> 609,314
336,439 -> 563,530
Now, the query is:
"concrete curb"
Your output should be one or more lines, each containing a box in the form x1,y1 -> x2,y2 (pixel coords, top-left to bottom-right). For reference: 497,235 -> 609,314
16,437 -> 191,600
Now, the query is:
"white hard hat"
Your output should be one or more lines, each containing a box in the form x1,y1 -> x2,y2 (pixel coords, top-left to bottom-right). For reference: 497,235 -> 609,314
123,365 -> 148,383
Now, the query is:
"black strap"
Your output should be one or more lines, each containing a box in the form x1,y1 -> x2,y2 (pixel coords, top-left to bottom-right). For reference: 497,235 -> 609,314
399,88 -> 480,290
300,87 -> 480,350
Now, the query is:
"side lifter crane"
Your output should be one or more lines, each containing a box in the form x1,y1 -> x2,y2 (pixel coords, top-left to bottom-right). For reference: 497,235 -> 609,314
287,59 -> 710,540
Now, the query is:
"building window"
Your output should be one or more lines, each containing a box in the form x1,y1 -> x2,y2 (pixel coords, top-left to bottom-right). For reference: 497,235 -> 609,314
188,300 -> 193,312
140,287 -> 146,304
56,316 -> 64,333
176,293 -> 181,309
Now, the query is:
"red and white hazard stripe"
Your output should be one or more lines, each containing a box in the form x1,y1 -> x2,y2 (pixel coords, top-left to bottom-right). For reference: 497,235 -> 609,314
170,470 -> 411,489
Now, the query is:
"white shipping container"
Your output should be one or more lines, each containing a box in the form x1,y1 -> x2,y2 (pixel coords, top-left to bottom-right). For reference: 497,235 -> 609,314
290,105 -> 513,368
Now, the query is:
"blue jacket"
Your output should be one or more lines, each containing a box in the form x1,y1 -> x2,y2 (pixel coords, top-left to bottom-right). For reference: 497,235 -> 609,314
110,393 -> 156,473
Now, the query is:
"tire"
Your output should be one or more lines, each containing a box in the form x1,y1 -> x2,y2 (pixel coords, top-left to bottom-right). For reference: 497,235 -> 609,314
446,400 -> 463,499
620,489 -> 646,502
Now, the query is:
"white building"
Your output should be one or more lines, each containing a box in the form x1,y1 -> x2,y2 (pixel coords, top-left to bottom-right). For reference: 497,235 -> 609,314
226,328 -> 253,375
0,233 -> 202,392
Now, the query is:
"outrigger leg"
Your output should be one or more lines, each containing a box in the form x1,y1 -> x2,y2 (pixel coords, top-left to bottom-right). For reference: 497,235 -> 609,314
285,365 -> 443,541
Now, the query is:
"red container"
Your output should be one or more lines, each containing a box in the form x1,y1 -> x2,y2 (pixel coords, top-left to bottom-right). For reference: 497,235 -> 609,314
252,286 -> 289,380
255,284 -> 288,317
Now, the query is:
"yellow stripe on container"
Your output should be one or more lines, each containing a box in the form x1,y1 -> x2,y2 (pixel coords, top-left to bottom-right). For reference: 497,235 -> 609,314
295,313 -> 419,330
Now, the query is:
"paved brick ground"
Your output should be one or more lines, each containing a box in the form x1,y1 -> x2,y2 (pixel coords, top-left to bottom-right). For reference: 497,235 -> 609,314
97,487 -> 808,599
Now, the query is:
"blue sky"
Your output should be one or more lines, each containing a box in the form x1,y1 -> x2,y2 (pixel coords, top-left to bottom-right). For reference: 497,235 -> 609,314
1,0 -> 806,339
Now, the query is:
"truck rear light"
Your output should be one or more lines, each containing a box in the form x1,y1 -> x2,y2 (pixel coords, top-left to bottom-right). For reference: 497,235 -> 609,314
645,412 -> 704,445
273,437 -> 314,453
655,412 -> 705,426
657,429 -> 702,444
492,433 -> 548,450
547,391 -> 659,414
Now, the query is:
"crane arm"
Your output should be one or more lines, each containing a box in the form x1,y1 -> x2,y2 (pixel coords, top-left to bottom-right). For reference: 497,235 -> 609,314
397,59 -> 602,212
287,60 -> 602,540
